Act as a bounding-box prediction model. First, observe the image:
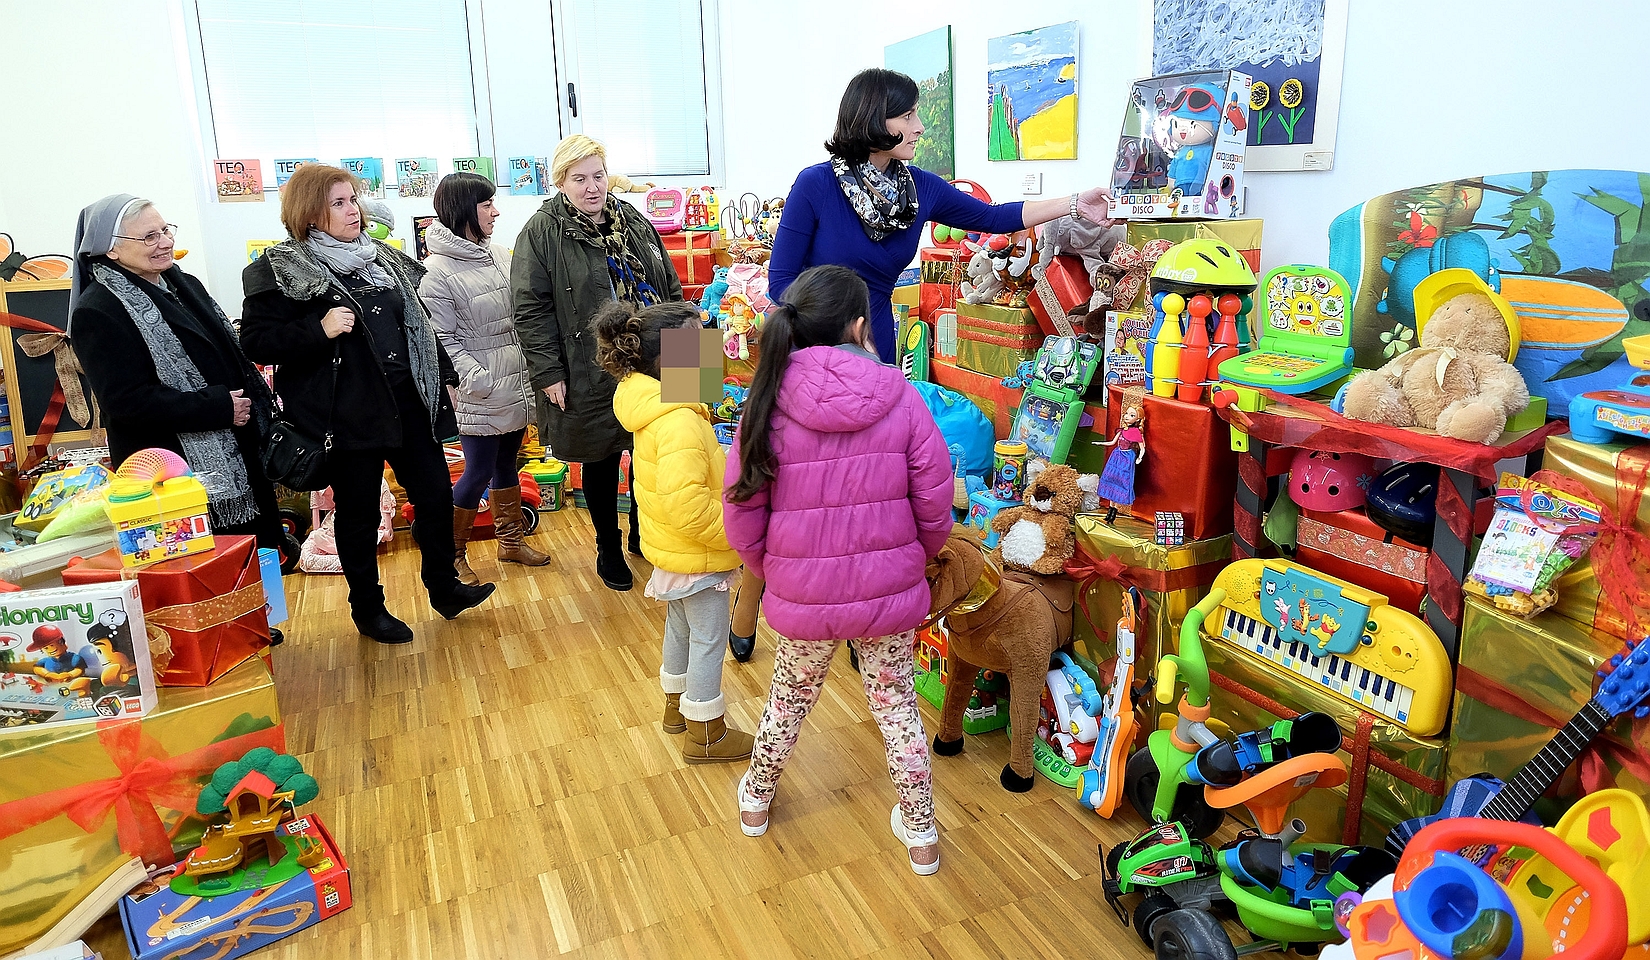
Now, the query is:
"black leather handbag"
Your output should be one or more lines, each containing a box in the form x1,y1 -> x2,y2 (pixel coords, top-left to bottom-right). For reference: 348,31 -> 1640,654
261,343 -> 339,491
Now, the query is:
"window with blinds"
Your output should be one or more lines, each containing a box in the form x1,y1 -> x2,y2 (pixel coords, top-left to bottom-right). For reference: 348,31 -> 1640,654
191,0 -> 483,186
563,0 -> 715,178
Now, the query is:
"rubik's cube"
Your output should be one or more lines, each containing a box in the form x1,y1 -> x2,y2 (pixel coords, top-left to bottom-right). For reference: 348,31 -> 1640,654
1155,511 -> 1185,546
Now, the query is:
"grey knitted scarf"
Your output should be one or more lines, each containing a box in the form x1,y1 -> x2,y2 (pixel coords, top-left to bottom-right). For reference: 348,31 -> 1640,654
91,263 -> 260,526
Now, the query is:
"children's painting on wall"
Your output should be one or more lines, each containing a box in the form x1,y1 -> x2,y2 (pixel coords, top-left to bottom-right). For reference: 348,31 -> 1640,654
986,21 -> 1078,161
1328,169 -> 1650,412
885,26 -> 955,180
1152,0 -> 1347,171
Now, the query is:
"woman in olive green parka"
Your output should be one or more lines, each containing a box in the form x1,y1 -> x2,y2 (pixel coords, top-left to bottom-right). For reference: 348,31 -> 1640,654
510,135 -> 684,591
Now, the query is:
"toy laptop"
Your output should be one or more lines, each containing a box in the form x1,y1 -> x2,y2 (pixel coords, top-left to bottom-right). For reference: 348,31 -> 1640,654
1218,265 -> 1355,395
0,579 -> 156,730
1569,334 -> 1650,443
1107,69 -> 1253,220
645,187 -> 686,233
1008,335 -> 1101,464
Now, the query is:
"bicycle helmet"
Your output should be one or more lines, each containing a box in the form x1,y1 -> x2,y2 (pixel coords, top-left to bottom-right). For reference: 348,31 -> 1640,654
1364,462 -> 1439,545
1149,238 -> 1257,296
1288,449 -> 1375,512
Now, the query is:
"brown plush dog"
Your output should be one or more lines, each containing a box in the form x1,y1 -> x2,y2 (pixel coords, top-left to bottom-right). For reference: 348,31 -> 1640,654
927,533 -> 1073,791
991,462 -> 1085,575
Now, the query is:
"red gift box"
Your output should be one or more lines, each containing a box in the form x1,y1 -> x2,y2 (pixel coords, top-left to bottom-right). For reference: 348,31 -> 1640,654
61,535 -> 271,686
1295,507 -> 1429,614
1028,253 -> 1093,337
1070,387 -> 1237,541
919,248 -> 965,322
662,231 -> 719,287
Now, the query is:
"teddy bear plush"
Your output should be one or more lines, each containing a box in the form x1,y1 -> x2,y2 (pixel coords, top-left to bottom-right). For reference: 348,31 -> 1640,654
991,461 -> 1086,575
1342,291 -> 1530,444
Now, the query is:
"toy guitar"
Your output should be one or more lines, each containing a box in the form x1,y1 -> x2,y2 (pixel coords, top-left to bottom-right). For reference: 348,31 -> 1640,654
1077,586 -> 1143,818
1384,633 -> 1650,856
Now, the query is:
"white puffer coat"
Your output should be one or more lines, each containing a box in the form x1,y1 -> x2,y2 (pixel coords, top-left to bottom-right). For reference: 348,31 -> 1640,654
418,222 -> 533,435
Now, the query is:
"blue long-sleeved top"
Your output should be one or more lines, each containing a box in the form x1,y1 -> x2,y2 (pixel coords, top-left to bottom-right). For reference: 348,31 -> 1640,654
768,162 -> 1026,362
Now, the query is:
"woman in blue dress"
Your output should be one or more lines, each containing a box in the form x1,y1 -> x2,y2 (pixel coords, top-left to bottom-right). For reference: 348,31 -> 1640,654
769,68 -> 1112,364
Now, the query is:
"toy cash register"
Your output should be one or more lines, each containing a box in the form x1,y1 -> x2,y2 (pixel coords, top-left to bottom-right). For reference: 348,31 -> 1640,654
1214,265 -> 1355,450
1008,335 -> 1100,464
1568,335 -> 1650,443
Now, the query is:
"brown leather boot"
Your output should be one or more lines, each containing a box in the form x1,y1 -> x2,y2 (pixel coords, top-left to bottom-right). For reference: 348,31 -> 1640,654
491,486 -> 550,566
682,709 -> 754,765
453,507 -> 480,585
663,694 -> 686,734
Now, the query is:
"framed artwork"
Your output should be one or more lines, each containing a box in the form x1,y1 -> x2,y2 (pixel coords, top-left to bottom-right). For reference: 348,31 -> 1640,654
1152,0 -> 1348,171
986,20 -> 1079,161
885,26 -> 955,179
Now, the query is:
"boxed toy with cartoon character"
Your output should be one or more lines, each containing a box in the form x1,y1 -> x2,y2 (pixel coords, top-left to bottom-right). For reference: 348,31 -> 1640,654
0,581 -> 154,729
1108,70 -> 1252,221
120,814 -> 351,960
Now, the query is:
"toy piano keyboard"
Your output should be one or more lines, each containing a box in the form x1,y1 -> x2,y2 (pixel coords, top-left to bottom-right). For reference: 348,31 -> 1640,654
1216,266 -> 1356,451
1568,334 -> 1650,443
1205,558 -> 1452,737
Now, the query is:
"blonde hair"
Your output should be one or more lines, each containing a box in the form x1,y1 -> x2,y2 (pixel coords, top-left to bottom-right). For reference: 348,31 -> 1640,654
550,134 -> 608,187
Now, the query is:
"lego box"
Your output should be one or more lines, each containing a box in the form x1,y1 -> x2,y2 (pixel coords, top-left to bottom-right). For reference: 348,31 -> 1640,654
1108,69 -> 1253,220
0,581 -> 155,730
121,814 -> 351,960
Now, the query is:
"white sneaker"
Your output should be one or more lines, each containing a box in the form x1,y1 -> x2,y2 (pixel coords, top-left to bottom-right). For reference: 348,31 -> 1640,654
889,804 -> 939,876
737,771 -> 769,837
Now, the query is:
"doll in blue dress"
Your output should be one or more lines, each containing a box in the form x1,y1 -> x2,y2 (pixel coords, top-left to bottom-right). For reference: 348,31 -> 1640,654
1094,392 -> 1147,525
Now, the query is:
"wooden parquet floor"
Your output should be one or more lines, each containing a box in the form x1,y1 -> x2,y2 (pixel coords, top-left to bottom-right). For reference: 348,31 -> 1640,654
84,506 -> 1179,960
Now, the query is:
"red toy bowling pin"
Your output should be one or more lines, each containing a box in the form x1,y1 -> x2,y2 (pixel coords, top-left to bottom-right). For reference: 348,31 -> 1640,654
1209,294 -> 1242,370
1177,295 -> 1212,402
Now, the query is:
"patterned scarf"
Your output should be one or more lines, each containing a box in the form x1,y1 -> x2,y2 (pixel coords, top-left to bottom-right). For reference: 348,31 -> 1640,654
554,193 -> 659,307
830,155 -> 919,242
304,228 -> 395,289
91,263 -> 273,527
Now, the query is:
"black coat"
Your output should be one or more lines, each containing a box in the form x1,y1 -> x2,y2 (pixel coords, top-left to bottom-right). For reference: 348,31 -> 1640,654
240,255 -> 458,452
72,261 -> 281,542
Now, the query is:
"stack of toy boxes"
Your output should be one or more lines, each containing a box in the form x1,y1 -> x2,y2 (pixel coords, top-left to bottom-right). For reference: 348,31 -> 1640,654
1446,435 -> 1650,814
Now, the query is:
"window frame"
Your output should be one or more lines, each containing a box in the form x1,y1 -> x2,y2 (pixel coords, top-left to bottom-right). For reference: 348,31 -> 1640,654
177,0 -> 723,190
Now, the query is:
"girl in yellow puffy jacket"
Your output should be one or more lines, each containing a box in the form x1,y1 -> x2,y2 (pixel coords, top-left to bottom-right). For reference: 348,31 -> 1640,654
594,301 -> 752,765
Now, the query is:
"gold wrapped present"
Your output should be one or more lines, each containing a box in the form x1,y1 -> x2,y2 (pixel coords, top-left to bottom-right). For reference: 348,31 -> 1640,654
1450,598 -> 1650,820
955,302 -> 1042,379
1203,640 -> 1449,846
0,656 -> 283,956
1069,515 -> 1229,735
1541,435 -> 1650,640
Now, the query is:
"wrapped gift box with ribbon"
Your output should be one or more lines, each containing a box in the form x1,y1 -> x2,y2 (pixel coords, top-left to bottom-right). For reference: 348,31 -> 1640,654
1450,597 -> 1650,818
954,302 -> 1043,380
1295,506 -> 1429,615
1068,515 -> 1229,733
59,535 -> 271,687
0,656 -> 284,956
1112,219 -> 1262,314
1540,435 -> 1650,642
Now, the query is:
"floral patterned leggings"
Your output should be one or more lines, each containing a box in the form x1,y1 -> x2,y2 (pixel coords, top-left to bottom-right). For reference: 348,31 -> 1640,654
743,630 -> 933,833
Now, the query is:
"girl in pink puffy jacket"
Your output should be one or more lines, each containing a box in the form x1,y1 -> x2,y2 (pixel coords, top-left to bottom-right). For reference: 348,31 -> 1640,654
723,265 -> 954,875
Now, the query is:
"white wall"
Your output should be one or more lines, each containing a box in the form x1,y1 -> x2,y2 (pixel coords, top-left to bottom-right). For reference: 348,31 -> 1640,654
5,0 -> 1649,308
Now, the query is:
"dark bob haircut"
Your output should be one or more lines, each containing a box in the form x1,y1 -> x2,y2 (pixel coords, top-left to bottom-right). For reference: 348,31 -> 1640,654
824,68 -> 920,164
433,171 -> 497,241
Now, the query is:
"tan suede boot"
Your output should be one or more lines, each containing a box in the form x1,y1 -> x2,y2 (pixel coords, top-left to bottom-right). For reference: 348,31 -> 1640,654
491,486 -> 550,566
453,507 -> 480,585
663,694 -> 686,734
682,716 -> 754,764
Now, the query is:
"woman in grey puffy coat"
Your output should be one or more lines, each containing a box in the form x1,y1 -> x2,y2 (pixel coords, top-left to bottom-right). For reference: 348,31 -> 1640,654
419,172 -> 549,582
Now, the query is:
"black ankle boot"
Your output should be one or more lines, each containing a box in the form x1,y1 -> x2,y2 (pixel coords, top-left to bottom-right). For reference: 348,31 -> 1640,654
354,609 -> 414,644
596,541 -> 633,591
430,581 -> 496,620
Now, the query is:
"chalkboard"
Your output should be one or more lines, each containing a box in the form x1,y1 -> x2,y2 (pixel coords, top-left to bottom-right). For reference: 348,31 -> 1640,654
0,278 -> 98,452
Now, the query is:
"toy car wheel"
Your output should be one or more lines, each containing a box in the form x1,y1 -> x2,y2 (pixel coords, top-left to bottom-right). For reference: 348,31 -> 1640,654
279,507 -> 311,541
1151,908 -> 1237,960
520,505 -> 539,534
1106,841 -> 1127,880
1124,751 -> 1225,839
278,531 -> 302,575
1133,893 -> 1180,947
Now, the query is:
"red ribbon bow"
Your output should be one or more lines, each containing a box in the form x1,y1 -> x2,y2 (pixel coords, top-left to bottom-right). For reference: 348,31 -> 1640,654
1532,453 -> 1650,640
0,718 -> 285,867
1106,239 -> 1174,310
